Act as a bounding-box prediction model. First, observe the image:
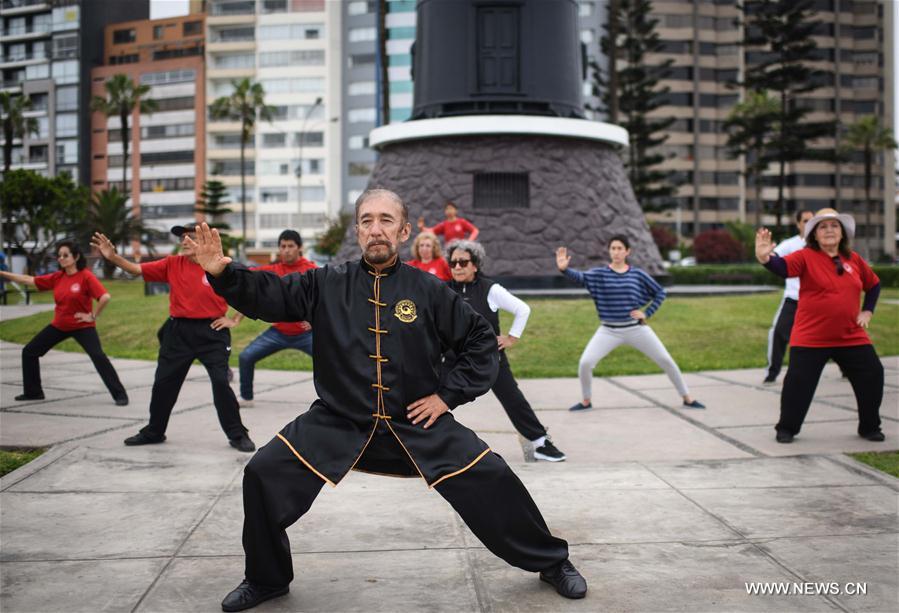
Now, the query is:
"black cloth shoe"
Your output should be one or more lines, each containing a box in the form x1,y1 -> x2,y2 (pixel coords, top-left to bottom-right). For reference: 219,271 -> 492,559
534,439 -> 567,462
762,375 -> 777,385
114,396 -> 129,406
15,393 -> 44,401
540,559 -> 587,599
861,431 -> 885,442
683,399 -> 705,409
775,430 -> 794,444
229,434 -> 256,453
221,580 -> 288,612
124,431 -> 166,446
569,401 -> 592,411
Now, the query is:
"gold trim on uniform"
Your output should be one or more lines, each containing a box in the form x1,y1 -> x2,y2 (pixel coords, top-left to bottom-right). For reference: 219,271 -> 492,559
394,299 -> 417,323
276,433 -> 337,488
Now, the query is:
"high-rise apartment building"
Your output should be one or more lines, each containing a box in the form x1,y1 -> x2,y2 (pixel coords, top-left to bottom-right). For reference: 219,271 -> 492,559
583,0 -> 894,257
205,0 -> 342,258
1,0 -> 149,182
90,12 -> 206,233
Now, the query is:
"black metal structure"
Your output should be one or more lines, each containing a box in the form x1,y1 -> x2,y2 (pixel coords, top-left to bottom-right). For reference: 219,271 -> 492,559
411,0 -> 586,119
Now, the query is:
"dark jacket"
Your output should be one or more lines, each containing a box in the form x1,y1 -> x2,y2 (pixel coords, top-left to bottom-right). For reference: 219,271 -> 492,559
209,257 -> 499,487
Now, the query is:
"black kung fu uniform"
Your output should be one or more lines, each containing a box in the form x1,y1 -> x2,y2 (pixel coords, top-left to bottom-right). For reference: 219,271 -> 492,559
209,257 -> 569,588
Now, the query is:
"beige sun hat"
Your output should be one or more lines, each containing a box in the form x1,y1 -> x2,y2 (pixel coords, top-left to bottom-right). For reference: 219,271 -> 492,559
804,208 -> 855,239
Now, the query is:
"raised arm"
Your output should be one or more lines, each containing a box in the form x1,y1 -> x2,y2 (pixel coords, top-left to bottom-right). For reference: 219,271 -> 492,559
556,246 -> 586,285
91,232 -> 142,276
0,270 -> 36,286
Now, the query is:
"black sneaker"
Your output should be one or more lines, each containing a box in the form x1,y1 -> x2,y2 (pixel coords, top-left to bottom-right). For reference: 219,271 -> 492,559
534,439 -> 566,462
775,430 -> 794,444
14,393 -> 44,401
861,430 -> 885,442
229,434 -> 256,453
124,431 -> 166,446
539,559 -> 587,599
762,375 -> 777,385
221,580 -> 289,612
114,396 -> 129,406
569,401 -> 592,411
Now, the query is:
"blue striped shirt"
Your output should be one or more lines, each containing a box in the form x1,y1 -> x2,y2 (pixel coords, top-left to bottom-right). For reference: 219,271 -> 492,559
564,266 -> 666,323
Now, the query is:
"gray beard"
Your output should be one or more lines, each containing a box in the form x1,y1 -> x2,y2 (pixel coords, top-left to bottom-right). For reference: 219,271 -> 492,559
364,243 -> 396,264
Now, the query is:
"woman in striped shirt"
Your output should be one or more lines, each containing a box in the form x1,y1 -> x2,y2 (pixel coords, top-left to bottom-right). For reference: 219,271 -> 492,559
556,235 -> 704,411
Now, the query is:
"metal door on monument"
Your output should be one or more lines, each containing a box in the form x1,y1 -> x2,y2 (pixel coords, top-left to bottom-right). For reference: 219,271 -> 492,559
476,6 -> 520,93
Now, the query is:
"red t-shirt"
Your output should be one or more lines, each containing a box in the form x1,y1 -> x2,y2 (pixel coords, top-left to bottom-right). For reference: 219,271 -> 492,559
33,269 -> 108,331
785,248 -> 880,348
254,258 -> 317,335
140,255 -> 228,319
406,257 -> 451,281
432,218 -> 476,244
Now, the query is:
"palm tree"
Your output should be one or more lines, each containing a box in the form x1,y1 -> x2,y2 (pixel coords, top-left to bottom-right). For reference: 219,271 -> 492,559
90,74 -> 158,192
1,92 -> 39,173
87,188 -> 161,278
210,78 -> 274,253
841,116 -> 897,259
725,90 -> 779,226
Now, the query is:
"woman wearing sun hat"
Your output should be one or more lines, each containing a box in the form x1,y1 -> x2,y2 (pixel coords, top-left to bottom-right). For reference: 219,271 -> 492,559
755,208 -> 884,444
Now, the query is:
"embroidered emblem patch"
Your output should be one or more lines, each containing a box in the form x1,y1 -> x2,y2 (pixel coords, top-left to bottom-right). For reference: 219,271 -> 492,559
394,299 -> 417,323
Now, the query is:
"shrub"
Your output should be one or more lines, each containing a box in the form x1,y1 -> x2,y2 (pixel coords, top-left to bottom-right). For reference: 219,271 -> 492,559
668,264 -> 783,285
693,229 -> 746,263
872,265 -> 899,288
650,225 -> 678,254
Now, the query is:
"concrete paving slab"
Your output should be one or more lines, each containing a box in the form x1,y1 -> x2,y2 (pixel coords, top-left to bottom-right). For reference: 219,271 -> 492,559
5,445 -> 245,494
0,491 -> 214,561
609,372 -> 719,391
826,391 -> 899,419
718,420 -> 899,457
471,542 -> 837,613
1,394 -> 145,419
757,534 -> 899,613
514,378 -> 655,409
647,456 -> 881,490
0,558 -> 168,613
684,485 -> 898,539
0,382 -> 91,408
0,411 -> 134,447
138,550 -> 481,613
250,381 -> 318,404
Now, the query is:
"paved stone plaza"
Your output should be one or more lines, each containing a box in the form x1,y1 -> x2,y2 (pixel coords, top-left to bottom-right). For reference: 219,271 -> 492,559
0,332 -> 897,612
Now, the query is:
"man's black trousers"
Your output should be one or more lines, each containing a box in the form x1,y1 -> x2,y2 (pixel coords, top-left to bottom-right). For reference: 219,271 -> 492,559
778,344 -> 883,437
21,324 -> 127,400
241,426 -> 569,588
766,297 -> 797,379
142,318 -> 246,439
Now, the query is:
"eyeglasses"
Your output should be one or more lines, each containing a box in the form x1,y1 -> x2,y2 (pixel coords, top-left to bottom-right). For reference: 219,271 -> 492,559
832,256 -> 844,276
449,259 -> 472,268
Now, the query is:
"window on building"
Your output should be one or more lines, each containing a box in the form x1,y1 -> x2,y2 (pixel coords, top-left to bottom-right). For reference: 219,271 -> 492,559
296,132 -> 323,146
52,34 -> 78,59
153,46 -> 203,61
140,69 -> 195,86
211,26 -> 255,43
51,60 -> 78,84
55,139 -> 77,164
142,123 -> 194,139
348,108 -> 376,123
262,0 -> 288,13
36,116 -> 49,138
113,28 -> 136,44
213,133 -> 243,148
141,150 -> 194,165
29,145 -> 48,163
262,133 -> 286,147
109,54 -> 139,65
349,53 -> 376,68
258,23 -> 324,40
578,2 -> 595,17
183,20 -> 202,36
55,113 -> 77,137
140,178 -> 195,192
348,81 -> 376,96
55,86 -> 77,111
301,186 -> 325,201
473,173 -> 529,209
348,27 -> 376,42
260,49 -> 324,67
348,135 -> 369,149
213,53 -> 255,69
153,25 -> 165,40
29,92 -> 49,112
154,96 -> 195,111
25,63 -> 49,80
261,189 -> 289,203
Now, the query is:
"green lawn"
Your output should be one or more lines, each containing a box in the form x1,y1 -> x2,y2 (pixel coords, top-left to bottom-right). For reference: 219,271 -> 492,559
850,451 -> 899,478
0,448 -> 45,477
1,280 -> 896,378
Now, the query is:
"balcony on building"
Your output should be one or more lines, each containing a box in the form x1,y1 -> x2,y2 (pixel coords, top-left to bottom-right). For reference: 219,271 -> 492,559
0,0 -> 50,16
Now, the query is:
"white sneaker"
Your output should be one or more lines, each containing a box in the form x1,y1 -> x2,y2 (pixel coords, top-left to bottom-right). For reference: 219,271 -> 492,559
240,398 -> 254,407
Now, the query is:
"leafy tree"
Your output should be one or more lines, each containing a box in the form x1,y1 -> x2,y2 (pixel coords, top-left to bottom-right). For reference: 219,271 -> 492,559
738,0 -> 836,233
591,0 -> 679,212
90,74 -> 158,192
841,116 -> 897,259
210,78 -> 274,251
693,229 -> 745,264
86,188 -> 163,278
724,90 -> 779,226
649,224 -> 678,254
0,170 -> 88,273
196,179 -> 240,256
315,213 -> 352,259
1,92 -> 39,174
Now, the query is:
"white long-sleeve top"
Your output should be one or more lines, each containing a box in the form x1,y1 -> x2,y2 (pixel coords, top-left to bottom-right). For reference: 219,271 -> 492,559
773,234 -> 805,300
486,283 -> 531,338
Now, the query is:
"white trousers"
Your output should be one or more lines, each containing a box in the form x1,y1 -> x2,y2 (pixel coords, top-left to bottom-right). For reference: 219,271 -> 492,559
578,324 -> 690,401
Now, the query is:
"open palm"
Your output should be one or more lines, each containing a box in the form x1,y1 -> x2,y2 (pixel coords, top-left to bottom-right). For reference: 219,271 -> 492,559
185,223 -> 232,276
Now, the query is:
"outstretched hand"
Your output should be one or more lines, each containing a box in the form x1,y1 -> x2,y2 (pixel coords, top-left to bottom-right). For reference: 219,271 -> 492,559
184,223 -> 232,277
555,247 -> 571,271
755,228 -> 775,264
91,232 -> 116,260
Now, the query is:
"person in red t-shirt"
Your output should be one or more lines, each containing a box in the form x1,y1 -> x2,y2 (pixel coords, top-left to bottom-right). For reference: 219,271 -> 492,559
0,241 -> 128,405
405,231 -> 451,281
417,201 -> 479,245
91,226 -> 254,453
756,208 -> 884,444
217,230 -> 317,405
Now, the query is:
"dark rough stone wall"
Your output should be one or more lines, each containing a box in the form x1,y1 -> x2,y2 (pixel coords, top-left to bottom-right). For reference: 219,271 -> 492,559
336,134 -> 664,277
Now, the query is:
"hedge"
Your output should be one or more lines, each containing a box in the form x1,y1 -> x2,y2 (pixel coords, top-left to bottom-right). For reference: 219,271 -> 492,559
668,264 -> 899,287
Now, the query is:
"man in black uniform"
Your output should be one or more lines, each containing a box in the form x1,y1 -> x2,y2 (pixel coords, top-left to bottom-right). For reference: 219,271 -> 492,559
189,189 -> 587,611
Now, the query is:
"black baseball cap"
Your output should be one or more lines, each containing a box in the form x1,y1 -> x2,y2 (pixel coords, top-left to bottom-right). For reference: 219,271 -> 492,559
171,224 -> 199,237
